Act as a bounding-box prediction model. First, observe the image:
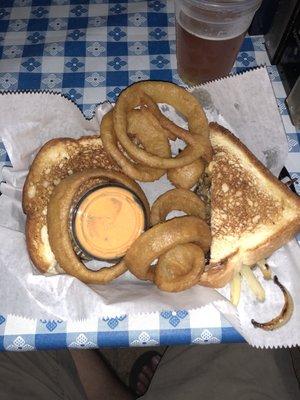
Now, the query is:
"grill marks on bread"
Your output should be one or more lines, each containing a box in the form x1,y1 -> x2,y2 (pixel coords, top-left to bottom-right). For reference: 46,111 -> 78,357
23,136 -> 120,273
209,122 -> 300,268
23,137 -> 119,215
211,148 -> 282,238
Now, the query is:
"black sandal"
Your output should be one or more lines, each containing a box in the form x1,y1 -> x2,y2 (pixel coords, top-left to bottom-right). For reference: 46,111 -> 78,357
129,351 -> 162,396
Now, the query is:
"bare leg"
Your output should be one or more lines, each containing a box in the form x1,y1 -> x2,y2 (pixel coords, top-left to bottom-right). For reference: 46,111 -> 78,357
71,350 -> 134,400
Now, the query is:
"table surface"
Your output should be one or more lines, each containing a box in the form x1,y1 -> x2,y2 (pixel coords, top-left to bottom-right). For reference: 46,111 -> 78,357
0,0 -> 299,351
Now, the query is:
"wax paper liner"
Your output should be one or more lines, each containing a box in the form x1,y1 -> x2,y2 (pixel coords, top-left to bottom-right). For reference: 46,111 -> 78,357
0,67 -> 299,348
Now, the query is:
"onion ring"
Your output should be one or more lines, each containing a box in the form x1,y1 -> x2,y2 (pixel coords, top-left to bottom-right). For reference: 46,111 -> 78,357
199,257 -> 238,288
127,108 -> 171,159
135,190 -> 210,291
113,81 -> 212,168
138,93 -> 177,141
150,188 -> 206,226
167,157 -> 205,189
139,92 -> 198,144
154,243 -> 205,292
135,92 -> 195,146
101,111 -> 165,182
47,169 -> 150,284
251,276 -> 294,331
124,216 -> 211,283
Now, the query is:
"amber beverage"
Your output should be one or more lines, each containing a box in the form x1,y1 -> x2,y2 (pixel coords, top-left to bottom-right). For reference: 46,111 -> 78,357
175,0 -> 262,85
176,20 -> 246,84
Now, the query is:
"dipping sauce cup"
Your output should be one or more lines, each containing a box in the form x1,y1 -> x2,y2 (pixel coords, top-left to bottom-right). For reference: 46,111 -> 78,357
70,183 -> 147,262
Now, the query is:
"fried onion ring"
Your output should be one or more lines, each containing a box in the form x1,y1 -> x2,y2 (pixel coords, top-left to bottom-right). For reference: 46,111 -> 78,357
128,108 -> 171,159
113,81 -> 212,168
101,111 -> 166,182
47,169 -> 150,284
137,92 -> 195,145
124,216 -> 211,283
154,244 -> 205,292
148,188 -> 240,290
139,92 -> 198,144
138,93 -> 177,141
198,257 -> 239,288
150,188 -> 206,226
167,157 -> 205,189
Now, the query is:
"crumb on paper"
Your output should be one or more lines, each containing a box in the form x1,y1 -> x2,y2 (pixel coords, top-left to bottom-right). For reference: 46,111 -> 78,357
263,147 -> 279,170
192,89 -> 215,112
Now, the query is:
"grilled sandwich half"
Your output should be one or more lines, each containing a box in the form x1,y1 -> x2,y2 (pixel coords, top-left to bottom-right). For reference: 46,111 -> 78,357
207,122 -> 300,286
22,136 -> 119,274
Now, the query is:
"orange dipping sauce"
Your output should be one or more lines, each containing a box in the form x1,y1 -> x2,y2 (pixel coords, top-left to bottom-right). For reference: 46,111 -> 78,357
73,185 -> 146,261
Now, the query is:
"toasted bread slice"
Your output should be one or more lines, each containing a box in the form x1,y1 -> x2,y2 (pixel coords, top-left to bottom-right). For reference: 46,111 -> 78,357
209,122 -> 300,269
23,136 -> 119,273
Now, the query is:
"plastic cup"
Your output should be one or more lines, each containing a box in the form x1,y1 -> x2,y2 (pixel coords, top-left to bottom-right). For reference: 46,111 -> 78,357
175,0 -> 263,85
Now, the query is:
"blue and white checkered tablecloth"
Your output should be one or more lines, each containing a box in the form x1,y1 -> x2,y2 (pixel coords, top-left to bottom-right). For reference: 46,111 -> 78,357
0,1 -> 299,351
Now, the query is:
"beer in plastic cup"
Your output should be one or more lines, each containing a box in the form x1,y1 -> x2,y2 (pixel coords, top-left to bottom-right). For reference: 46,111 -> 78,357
175,0 -> 263,85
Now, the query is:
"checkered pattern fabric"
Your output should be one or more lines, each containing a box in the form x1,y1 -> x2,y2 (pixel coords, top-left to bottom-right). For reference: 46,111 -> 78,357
0,0 -> 299,350
0,306 -> 244,351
